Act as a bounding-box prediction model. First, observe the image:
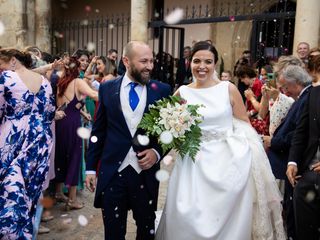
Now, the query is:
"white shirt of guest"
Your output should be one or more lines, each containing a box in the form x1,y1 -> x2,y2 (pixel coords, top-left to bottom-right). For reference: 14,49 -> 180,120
118,73 -> 147,173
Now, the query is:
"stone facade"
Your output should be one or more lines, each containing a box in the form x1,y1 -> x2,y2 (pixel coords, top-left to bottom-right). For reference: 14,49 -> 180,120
0,0 -> 319,72
0,0 -> 50,52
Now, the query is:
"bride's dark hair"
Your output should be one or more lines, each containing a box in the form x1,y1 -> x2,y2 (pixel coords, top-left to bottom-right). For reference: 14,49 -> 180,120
190,41 -> 219,64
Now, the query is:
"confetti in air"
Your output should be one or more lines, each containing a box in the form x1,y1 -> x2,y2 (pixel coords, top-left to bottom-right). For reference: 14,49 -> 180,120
90,136 -> 98,143
77,127 -> 91,139
164,8 -> 184,25
109,24 -> 115,29
81,19 -> 89,26
229,16 -> 235,22
54,31 -> 61,38
150,83 -> 158,90
78,215 -> 88,226
84,5 -> 92,12
305,191 -> 316,202
61,3 -> 68,9
62,218 -> 72,225
155,169 -> 169,182
69,40 -> 76,49
0,21 -> 5,36
69,63 -> 76,69
87,42 -> 96,52
163,155 -> 173,166
137,135 -> 150,146
160,131 -> 173,144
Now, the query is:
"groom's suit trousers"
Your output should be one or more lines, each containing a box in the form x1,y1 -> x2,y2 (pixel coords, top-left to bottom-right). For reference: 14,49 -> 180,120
101,165 -> 156,240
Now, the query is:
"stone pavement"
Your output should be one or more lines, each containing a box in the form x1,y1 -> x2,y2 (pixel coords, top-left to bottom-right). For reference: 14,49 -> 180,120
38,158 -> 174,240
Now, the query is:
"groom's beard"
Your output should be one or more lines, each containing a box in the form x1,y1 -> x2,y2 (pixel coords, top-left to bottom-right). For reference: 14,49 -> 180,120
130,64 -> 151,85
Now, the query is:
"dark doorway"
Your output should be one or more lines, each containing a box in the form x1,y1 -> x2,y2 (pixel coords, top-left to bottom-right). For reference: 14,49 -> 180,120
151,26 -> 185,89
251,1 -> 296,64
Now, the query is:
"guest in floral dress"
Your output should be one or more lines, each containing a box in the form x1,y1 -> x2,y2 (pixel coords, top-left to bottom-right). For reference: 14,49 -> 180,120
0,48 -> 55,239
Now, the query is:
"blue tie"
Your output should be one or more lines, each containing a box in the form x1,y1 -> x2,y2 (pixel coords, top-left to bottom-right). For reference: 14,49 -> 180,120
129,82 -> 139,111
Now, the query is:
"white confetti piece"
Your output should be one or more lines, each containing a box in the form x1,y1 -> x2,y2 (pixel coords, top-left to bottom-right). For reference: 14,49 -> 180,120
163,155 -> 173,165
81,19 -> 89,26
78,215 -> 88,226
160,131 -> 173,144
164,8 -> 184,25
77,127 -> 91,139
90,135 -> 98,143
137,134 -> 150,146
305,191 -> 316,202
0,21 -> 5,36
87,42 -> 96,52
155,169 -> 169,182
62,218 -> 72,224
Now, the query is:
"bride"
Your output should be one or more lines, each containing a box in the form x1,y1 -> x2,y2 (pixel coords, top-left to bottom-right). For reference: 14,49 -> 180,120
155,41 -> 286,240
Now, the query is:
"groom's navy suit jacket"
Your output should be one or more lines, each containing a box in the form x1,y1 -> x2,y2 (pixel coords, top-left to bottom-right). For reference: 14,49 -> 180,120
86,76 -> 171,208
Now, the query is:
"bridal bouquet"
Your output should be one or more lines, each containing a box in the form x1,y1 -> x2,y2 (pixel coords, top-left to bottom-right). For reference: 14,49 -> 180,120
138,96 -> 203,161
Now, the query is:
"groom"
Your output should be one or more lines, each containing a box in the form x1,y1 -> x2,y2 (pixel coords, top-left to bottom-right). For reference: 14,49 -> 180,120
85,41 -> 171,240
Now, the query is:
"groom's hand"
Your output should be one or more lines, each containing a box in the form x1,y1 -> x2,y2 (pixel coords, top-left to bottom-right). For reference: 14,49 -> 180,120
138,149 -> 157,170
85,174 -> 96,192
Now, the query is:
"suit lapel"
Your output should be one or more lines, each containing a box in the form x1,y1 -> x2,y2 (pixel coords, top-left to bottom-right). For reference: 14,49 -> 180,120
144,81 -> 161,113
110,77 -> 131,138
144,82 -> 154,113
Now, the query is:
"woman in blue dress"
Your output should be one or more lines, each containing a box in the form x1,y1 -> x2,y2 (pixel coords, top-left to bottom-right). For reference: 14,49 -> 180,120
0,48 -> 55,239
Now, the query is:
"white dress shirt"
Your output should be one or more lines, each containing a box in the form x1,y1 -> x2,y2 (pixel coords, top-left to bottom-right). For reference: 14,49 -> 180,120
117,74 -> 147,173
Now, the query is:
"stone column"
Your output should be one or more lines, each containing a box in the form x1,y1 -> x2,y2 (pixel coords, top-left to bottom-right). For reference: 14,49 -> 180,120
293,0 -> 320,51
130,0 -> 148,42
35,0 -> 51,52
15,0 -> 28,49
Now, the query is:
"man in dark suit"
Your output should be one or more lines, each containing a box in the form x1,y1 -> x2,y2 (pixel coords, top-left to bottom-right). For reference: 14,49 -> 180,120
175,46 -> 192,87
263,65 -> 312,240
286,60 -> 320,240
85,41 -> 171,240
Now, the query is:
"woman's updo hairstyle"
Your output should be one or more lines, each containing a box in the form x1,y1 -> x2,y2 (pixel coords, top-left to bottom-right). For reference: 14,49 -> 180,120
190,41 -> 219,64
0,48 -> 33,69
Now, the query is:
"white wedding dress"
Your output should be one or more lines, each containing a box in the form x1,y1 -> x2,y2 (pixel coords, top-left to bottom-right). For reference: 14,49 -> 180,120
156,81 -> 286,240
